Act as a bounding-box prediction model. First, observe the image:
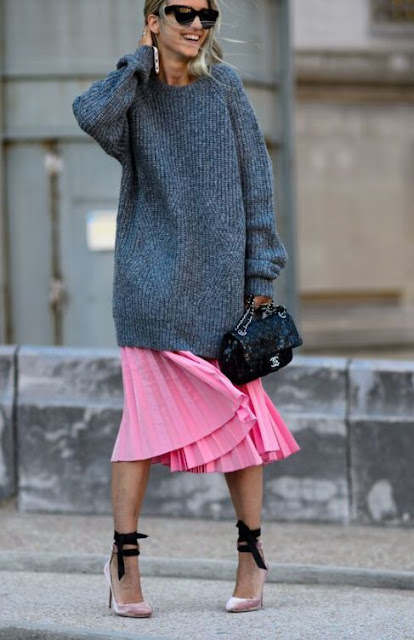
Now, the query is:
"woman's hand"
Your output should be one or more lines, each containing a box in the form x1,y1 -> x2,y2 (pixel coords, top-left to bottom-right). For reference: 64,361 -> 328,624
244,295 -> 272,309
138,24 -> 154,48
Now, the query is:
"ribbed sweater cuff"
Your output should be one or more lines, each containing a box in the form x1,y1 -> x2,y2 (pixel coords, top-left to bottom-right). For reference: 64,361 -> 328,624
116,45 -> 155,84
245,277 -> 275,298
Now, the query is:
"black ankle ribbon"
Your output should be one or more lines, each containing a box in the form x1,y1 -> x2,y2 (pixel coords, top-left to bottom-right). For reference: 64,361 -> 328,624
236,520 -> 267,570
114,530 -> 148,581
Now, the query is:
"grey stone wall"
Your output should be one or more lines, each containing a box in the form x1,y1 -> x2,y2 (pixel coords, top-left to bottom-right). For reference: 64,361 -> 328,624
1,345 -> 413,525
349,360 -> 414,525
0,345 -> 17,500
16,346 -> 123,513
262,356 -> 349,523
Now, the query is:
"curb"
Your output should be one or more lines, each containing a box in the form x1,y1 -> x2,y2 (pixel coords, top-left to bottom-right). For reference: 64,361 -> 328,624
0,552 -> 413,591
0,623 -> 171,640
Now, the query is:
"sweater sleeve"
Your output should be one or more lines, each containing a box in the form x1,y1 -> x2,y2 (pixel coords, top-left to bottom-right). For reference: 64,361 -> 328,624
72,45 -> 155,163
223,66 -> 288,298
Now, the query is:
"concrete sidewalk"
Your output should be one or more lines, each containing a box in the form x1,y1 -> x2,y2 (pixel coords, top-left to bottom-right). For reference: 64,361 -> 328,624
1,573 -> 413,640
1,499 -> 413,570
1,499 -> 413,639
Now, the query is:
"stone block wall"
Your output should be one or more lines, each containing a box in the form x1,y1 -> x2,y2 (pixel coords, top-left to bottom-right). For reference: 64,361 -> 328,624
262,356 -> 349,523
349,360 -> 414,524
0,345 -> 413,525
0,345 -> 17,500
16,346 -> 123,513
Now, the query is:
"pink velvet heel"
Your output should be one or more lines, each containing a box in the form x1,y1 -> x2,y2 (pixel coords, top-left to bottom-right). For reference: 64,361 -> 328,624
104,530 -> 153,618
225,520 -> 268,613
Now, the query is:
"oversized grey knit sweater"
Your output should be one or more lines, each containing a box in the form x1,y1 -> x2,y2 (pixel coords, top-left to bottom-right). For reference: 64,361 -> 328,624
72,45 -> 288,358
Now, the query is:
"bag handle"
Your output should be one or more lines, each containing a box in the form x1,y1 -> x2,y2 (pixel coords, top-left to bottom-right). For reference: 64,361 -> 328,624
235,295 -> 256,336
236,295 -> 287,337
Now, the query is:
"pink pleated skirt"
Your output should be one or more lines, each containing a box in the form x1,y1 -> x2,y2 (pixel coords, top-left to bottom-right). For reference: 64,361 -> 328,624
110,347 -> 300,473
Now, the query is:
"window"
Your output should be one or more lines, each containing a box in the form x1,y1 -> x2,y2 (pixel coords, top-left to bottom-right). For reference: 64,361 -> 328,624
371,0 -> 414,34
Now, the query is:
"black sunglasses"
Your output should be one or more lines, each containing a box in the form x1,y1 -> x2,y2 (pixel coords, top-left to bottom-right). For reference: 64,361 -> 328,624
156,4 -> 219,29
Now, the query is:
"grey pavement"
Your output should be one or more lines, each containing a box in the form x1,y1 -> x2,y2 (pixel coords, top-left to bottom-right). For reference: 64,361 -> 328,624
1,499 -> 413,639
1,573 -> 413,640
1,499 -> 413,570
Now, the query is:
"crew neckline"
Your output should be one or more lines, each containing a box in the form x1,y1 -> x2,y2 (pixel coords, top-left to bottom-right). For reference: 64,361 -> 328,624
149,72 -> 207,94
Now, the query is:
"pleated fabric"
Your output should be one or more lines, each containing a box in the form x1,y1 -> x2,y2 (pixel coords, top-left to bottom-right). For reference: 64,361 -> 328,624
110,347 -> 300,473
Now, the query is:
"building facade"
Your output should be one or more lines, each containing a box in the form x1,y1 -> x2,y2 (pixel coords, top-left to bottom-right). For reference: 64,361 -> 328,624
292,0 -> 414,354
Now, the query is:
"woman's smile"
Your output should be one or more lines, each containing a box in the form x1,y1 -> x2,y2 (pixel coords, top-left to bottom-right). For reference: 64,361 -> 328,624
182,35 -> 201,44
180,32 -> 204,47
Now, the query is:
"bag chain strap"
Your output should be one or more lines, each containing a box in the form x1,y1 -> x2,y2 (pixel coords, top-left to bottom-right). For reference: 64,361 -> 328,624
235,295 -> 256,336
235,295 -> 287,337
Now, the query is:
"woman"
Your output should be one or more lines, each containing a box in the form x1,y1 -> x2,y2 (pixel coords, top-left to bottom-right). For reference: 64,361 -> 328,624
72,0 -> 300,618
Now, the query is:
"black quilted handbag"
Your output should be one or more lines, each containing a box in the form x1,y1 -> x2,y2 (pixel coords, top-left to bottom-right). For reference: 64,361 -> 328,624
218,294 -> 303,385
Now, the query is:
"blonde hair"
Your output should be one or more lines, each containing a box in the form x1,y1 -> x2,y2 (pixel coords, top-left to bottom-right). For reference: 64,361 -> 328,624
144,0 -> 227,78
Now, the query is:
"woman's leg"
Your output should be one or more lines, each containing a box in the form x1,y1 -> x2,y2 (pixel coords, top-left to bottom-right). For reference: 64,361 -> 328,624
110,459 -> 152,604
224,465 -> 266,598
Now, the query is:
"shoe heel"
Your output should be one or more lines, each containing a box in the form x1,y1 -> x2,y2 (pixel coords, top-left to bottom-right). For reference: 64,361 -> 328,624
104,530 -> 153,618
226,520 -> 268,613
